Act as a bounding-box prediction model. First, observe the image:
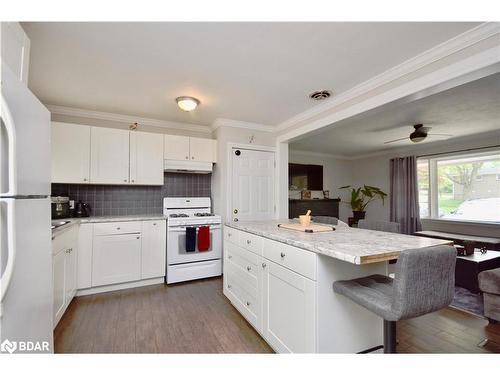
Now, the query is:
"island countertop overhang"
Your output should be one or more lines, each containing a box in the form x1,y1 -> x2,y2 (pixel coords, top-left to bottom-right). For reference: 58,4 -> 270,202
225,220 -> 453,265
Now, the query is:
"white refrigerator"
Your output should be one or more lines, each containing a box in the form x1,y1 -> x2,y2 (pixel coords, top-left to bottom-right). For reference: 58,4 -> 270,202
0,64 -> 53,353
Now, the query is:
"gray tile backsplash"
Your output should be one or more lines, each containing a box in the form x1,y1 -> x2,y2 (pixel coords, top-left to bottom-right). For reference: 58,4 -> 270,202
51,172 -> 211,217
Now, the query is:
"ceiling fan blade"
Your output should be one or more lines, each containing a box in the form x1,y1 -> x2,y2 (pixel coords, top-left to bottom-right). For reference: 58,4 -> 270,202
384,137 -> 408,144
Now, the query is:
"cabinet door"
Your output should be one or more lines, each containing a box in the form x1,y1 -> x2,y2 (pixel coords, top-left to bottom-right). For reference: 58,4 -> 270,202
90,127 -> 130,184
77,223 -> 93,289
92,233 -> 142,286
263,261 -> 316,353
65,247 -> 77,302
164,134 -> 190,161
189,138 -> 216,163
53,250 -> 66,327
1,22 -> 30,84
130,131 -> 164,185
51,122 -> 91,183
141,220 -> 166,279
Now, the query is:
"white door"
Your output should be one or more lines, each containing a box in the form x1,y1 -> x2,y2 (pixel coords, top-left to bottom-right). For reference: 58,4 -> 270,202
164,134 -> 190,161
231,148 -> 275,222
92,233 -> 142,286
129,131 -> 164,185
189,137 -> 216,163
263,261 -> 316,353
51,122 -> 91,184
90,127 -> 130,184
1,65 -> 51,196
141,220 -> 166,279
52,250 -> 66,326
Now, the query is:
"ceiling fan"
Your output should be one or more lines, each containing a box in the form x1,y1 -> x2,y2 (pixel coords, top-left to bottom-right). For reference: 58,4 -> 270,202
384,124 -> 452,144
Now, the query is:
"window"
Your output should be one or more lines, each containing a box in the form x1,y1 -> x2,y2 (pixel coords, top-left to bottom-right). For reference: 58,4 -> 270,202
417,150 -> 500,223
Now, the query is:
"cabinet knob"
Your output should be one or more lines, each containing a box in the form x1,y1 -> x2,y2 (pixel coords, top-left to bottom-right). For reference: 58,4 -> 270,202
117,227 -> 121,230
280,252 -> 286,258
246,239 -> 251,245
191,156 -> 194,160
227,284 -> 232,289
228,255 -> 232,259
246,301 -> 251,307
136,236 -> 140,239
246,266 -> 251,271
262,263 -> 267,268
228,233 -> 232,237
153,223 -> 157,226
234,218 -> 238,222
123,179 -> 127,182
131,179 -> 135,183
233,209 -> 238,214
83,178 -> 87,182
185,156 -> 189,159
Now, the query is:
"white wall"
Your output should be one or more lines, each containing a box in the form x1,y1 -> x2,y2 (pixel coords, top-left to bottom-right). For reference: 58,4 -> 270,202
211,125 -> 277,223
288,150 -> 353,222
348,132 -> 500,238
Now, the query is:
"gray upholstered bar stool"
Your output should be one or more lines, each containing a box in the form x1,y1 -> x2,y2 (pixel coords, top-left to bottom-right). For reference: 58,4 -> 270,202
358,219 -> 401,233
333,245 -> 456,353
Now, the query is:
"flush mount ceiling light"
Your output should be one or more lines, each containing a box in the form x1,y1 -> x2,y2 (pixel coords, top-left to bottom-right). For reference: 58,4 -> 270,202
176,96 -> 200,112
309,90 -> 332,101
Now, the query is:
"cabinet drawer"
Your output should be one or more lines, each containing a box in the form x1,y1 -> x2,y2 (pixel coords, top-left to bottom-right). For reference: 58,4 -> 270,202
94,221 -> 142,236
263,240 -> 317,280
225,266 -> 259,327
238,231 -> 263,255
225,242 -> 260,291
52,225 -> 78,255
224,225 -> 239,244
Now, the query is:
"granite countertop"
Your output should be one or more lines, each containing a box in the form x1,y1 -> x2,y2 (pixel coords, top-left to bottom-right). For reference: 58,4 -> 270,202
225,220 -> 453,265
51,214 -> 165,237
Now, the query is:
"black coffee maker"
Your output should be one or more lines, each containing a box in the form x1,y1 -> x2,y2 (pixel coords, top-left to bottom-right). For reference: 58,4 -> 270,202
74,201 -> 91,217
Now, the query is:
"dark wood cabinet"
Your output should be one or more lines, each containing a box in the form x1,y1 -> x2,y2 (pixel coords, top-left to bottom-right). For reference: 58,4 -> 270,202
288,199 -> 340,219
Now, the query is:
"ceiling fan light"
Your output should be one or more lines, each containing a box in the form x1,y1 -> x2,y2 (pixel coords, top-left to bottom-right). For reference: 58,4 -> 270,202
410,134 -> 426,143
176,96 -> 200,112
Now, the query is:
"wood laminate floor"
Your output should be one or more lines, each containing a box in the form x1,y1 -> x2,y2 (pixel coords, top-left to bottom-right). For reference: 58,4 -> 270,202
54,277 -> 500,353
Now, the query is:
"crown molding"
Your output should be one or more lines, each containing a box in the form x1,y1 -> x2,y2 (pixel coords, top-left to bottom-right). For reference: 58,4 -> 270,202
276,22 -> 500,133
46,104 -> 212,134
289,148 -> 350,160
211,118 -> 275,133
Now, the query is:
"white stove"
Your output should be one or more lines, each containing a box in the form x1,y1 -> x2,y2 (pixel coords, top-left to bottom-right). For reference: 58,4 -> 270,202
163,197 -> 222,284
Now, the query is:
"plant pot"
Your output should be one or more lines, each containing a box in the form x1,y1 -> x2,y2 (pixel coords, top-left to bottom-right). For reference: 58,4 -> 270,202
352,210 -> 366,220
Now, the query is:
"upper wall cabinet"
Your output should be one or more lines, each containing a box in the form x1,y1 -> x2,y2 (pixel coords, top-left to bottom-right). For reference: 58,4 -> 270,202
90,127 -> 130,184
51,122 -> 91,184
130,131 -> 164,185
164,134 -> 217,163
1,22 -> 31,85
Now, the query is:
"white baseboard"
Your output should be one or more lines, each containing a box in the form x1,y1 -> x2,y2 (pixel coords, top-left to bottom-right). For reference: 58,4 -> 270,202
76,277 -> 165,296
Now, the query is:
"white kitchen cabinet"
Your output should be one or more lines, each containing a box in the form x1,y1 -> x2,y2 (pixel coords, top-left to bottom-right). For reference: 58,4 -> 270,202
92,232 -> 142,286
164,134 -> 190,161
1,22 -> 30,84
189,137 -> 217,163
130,131 -> 164,185
77,223 -> 93,289
141,220 -> 166,279
51,122 -> 91,184
52,250 -> 66,327
90,127 -> 130,184
262,261 -> 316,353
52,225 -> 78,328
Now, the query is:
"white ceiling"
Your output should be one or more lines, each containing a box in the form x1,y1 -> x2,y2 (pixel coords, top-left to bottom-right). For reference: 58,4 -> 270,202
23,22 -> 479,127
290,72 -> 500,157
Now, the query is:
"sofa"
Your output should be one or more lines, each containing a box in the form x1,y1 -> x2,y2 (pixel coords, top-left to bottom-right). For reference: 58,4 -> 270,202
479,268 -> 500,323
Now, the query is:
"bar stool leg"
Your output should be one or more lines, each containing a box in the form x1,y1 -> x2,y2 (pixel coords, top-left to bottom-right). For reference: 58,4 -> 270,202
383,320 -> 397,353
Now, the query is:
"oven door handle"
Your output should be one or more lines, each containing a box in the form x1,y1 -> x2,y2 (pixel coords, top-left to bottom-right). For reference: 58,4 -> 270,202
168,225 -> 221,232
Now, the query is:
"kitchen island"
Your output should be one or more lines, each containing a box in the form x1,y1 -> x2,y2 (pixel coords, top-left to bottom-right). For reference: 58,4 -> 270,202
223,220 -> 452,353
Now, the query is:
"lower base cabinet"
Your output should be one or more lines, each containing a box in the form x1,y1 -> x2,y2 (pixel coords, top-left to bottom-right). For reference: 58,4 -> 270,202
223,226 -> 317,353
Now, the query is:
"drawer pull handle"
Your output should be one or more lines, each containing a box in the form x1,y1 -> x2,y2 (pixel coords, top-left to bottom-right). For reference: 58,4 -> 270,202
246,301 -> 251,306
246,266 -> 251,271
280,252 -> 286,258
246,240 -> 251,245
262,263 -> 266,268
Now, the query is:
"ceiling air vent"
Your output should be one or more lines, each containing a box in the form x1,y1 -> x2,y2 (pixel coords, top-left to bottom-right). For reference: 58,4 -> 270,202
309,90 -> 332,101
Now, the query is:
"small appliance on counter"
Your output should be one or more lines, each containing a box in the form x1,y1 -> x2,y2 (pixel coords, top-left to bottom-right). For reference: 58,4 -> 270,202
51,196 -> 70,219
74,200 -> 91,217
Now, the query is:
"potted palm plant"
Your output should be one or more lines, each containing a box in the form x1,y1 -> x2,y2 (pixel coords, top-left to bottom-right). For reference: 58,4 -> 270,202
339,185 -> 387,220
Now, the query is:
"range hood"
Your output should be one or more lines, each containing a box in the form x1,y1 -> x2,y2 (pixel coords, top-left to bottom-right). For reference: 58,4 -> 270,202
164,159 -> 213,174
